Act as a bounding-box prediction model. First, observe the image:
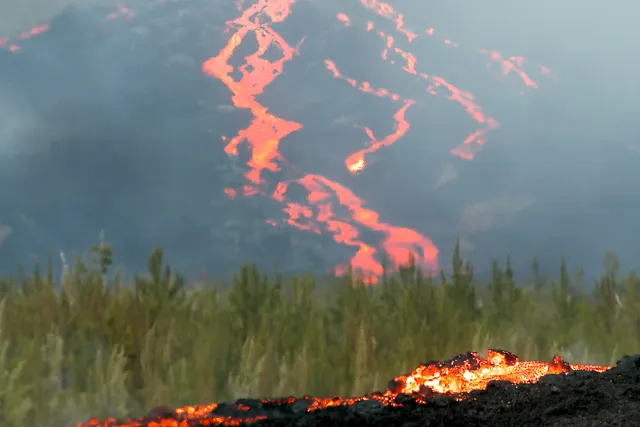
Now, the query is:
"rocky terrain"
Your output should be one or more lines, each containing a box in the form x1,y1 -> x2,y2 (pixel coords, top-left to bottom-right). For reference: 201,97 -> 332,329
254,356 -> 640,426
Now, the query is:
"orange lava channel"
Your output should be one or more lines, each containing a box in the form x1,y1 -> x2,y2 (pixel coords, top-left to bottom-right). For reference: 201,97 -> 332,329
332,0 -> 549,163
3,0 -> 553,282
202,0 -> 439,280
0,24 -> 49,52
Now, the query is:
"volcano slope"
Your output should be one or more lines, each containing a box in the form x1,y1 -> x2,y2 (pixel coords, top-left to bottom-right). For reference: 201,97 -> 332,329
3,0 -> 640,281
75,350 -> 640,427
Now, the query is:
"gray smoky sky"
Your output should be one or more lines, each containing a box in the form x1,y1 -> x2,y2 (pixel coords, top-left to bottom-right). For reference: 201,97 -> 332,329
0,0 -> 638,280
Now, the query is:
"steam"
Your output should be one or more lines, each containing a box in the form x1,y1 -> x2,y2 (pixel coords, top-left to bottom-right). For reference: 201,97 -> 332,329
0,225 -> 12,246
458,198 -> 537,237
0,98 -> 40,158
435,163 -> 458,188
0,0 -> 78,38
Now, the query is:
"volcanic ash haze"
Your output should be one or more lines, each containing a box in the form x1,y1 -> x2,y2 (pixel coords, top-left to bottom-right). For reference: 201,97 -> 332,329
0,0 -> 74,37
0,0 -> 639,279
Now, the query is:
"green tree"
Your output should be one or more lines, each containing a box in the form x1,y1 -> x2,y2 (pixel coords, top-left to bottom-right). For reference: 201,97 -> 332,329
90,230 -> 114,286
552,257 -> 579,348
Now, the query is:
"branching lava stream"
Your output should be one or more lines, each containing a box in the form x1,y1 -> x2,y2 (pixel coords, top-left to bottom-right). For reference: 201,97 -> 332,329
199,0 -> 551,282
1,0 -> 553,280
2,3 -> 584,425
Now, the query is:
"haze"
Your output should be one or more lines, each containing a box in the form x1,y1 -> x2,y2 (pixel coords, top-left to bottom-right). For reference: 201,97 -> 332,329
0,0 -> 638,280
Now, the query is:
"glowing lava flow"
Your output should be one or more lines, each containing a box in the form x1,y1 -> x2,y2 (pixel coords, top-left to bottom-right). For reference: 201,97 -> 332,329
72,350 -> 612,427
0,4 -> 137,52
202,0 -> 439,280
324,59 -> 415,174
201,0 -> 552,279
107,5 -> 136,21
387,349 -> 609,396
202,0 -> 302,191
272,174 -> 438,279
334,8 -> 499,162
0,24 -> 49,52
2,0 -> 554,280
333,0 -> 550,165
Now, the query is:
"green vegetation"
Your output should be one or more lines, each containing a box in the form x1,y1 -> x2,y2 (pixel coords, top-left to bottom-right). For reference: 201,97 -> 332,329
0,240 -> 637,427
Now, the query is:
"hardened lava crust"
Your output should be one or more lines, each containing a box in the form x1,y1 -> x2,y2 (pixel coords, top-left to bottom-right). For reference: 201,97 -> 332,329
252,354 -> 640,427
83,352 -> 640,427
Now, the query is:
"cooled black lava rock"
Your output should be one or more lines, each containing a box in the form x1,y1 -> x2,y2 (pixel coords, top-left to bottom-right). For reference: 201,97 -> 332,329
248,354 -> 640,427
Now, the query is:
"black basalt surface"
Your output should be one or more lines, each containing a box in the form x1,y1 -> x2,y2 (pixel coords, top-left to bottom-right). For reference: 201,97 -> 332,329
78,355 -> 640,427
248,355 -> 640,427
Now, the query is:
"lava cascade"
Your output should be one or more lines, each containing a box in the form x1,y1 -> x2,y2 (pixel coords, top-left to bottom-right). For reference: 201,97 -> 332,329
1,0 -> 552,281
199,0 -> 550,281
72,350 -> 611,427
0,5 -> 618,426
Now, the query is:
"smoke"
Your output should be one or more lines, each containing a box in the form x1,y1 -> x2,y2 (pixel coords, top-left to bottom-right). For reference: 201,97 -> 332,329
382,0 -> 640,278
0,0 -> 639,280
0,0 -> 80,38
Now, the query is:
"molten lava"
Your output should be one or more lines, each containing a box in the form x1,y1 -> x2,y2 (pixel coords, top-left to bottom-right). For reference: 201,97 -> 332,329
4,0 -> 552,279
106,5 -> 136,21
201,0 -> 444,281
198,0 -> 553,280
72,350 -> 611,427
387,349 -> 609,396
0,24 -> 49,52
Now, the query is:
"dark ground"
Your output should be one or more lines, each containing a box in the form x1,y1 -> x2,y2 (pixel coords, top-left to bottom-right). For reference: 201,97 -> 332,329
122,355 -> 640,427
256,362 -> 640,426
254,355 -> 640,426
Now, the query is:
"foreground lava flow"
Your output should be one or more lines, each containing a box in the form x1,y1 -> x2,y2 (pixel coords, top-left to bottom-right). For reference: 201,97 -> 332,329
72,350 -> 611,427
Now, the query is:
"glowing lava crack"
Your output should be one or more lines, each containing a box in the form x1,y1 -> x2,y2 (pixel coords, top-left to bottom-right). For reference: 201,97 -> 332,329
72,350 -> 611,427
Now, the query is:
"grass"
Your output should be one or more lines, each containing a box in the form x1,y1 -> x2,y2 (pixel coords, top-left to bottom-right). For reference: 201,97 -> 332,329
0,241 -> 637,427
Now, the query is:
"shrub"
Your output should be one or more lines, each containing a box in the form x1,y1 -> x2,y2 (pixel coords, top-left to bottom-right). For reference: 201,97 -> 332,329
0,241 -> 636,426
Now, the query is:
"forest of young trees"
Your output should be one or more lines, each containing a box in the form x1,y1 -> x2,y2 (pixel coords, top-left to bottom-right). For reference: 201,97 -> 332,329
0,240 -> 636,427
